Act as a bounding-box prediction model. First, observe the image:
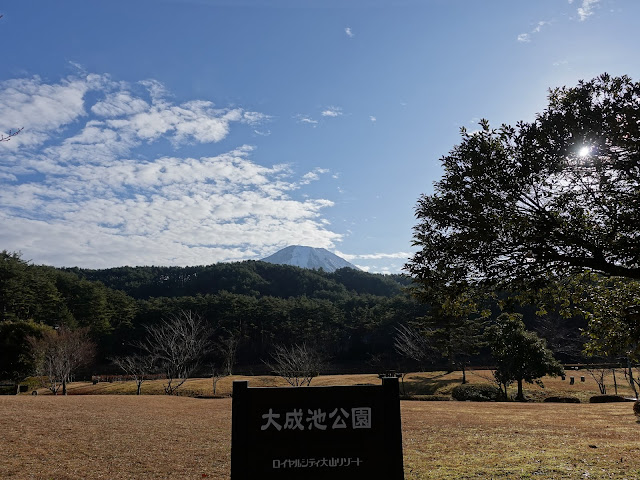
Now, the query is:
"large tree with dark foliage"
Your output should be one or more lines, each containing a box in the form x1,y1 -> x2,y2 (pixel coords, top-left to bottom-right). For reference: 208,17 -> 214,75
407,74 -> 640,289
407,285 -> 489,383
486,313 -> 563,401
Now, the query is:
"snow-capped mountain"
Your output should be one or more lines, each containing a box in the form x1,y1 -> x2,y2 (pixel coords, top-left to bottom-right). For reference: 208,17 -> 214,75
260,245 -> 359,272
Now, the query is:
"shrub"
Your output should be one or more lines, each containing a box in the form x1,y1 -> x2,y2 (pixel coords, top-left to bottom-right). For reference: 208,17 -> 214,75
451,384 -> 500,402
0,385 -> 15,395
400,395 -> 451,402
543,396 -> 580,404
589,395 -> 632,403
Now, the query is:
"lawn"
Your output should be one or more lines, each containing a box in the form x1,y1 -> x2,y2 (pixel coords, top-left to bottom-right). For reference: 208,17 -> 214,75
49,369 -> 638,403
1,373 -> 639,479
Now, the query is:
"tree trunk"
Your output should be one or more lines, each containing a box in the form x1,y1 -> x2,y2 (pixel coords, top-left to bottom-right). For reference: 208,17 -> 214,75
461,364 -> 467,385
446,344 -> 454,373
62,378 -> 67,396
628,359 -> 638,399
136,382 -> 142,395
612,368 -> 618,395
516,379 -> 524,401
15,383 -> 20,395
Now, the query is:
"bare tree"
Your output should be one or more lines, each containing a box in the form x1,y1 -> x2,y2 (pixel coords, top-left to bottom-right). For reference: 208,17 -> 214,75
0,127 -> 23,142
624,362 -> 640,399
266,343 -> 323,386
587,365 -> 609,395
28,326 -> 95,395
139,310 -> 212,395
217,330 -> 240,376
393,324 -> 436,368
209,366 -> 227,396
112,354 -> 156,395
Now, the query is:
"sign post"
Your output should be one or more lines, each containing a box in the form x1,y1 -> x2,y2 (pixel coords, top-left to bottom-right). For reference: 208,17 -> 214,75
231,377 -> 404,479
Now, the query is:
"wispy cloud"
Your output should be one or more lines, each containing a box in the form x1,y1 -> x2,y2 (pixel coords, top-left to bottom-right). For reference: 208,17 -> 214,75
321,106 -> 342,117
517,20 -> 549,43
576,0 -> 599,21
300,168 -> 330,185
295,114 -> 318,126
335,251 -> 411,261
517,33 -> 531,43
0,72 -> 340,267
369,116 -> 377,123
345,27 -> 354,38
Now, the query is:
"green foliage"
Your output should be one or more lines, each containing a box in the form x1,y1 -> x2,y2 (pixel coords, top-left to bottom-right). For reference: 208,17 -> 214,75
0,320 -> 53,387
0,251 -> 136,335
0,251 -> 429,369
486,313 -> 564,401
68,261 -> 406,301
451,384 -> 500,402
589,395 -> 630,403
520,270 -> 640,363
400,395 -> 450,401
580,275 -> 640,362
0,251 -> 68,324
405,278 -> 491,378
543,396 -> 580,403
407,74 -> 640,290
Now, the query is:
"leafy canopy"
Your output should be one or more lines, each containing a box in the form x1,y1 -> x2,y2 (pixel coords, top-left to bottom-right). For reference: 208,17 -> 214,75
486,313 -> 563,400
407,73 -> 640,288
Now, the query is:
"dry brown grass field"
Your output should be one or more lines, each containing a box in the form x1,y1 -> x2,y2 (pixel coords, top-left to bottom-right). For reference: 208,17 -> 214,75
2,372 -> 639,479
44,369 -> 639,401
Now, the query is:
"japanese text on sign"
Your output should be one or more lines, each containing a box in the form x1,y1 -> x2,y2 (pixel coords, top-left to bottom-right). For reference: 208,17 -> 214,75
273,457 -> 363,469
261,407 -> 372,431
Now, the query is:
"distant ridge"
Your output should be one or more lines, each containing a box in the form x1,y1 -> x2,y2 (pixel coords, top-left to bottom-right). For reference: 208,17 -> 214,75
260,245 -> 359,272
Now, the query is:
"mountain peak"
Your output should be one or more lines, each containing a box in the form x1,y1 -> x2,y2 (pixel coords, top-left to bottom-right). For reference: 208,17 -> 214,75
261,245 -> 359,272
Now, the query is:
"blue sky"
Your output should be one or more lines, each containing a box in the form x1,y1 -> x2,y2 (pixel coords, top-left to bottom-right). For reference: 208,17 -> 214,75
1,0 -> 638,273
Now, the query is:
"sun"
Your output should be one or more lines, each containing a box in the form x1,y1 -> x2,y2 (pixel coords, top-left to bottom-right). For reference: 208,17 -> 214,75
578,146 -> 591,157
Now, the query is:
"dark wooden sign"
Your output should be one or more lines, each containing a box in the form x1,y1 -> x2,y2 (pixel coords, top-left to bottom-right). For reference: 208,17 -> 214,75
231,377 -> 404,479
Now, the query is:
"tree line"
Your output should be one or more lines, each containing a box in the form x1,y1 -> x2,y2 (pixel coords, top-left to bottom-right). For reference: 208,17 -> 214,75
0,251 -> 431,392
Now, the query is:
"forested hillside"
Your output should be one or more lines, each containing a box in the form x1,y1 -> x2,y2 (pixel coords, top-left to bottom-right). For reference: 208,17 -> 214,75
1,250 -> 590,387
65,261 -> 411,300
1,251 -> 425,374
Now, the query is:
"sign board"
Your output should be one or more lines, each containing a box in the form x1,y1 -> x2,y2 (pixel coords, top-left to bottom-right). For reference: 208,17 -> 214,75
231,377 -> 404,480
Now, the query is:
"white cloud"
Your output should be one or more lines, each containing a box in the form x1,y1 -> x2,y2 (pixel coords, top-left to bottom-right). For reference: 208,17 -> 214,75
533,21 -> 549,33
0,74 -> 103,149
335,250 -> 411,261
517,20 -> 549,43
91,91 -> 149,117
321,106 -> 343,117
369,116 -> 377,123
300,168 -> 330,185
0,73 -> 268,158
243,111 -> 271,126
577,0 -> 599,21
295,115 -> 318,126
345,27 -> 354,38
106,102 -> 254,145
0,72 -> 341,268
